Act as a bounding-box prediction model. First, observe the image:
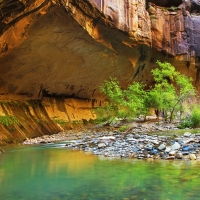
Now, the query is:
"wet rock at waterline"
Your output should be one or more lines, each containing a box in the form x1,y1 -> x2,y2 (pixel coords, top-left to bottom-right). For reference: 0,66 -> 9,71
23,124 -> 200,161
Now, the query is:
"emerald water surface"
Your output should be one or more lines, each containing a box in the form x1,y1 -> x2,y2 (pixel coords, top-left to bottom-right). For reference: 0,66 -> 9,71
0,143 -> 199,200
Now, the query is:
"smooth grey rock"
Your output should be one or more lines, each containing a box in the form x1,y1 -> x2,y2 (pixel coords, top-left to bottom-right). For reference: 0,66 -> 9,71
171,142 -> 181,150
158,143 -> 166,150
165,146 -> 171,153
175,152 -> 183,159
184,132 -> 192,137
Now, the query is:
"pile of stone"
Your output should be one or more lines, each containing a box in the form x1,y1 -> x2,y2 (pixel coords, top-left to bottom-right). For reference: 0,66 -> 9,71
23,132 -> 71,145
22,121 -> 200,161
23,121 -> 179,145
65,131 -> 200,161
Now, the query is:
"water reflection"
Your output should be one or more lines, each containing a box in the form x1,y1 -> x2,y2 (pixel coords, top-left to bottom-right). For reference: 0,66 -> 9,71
0,144 -> 199,200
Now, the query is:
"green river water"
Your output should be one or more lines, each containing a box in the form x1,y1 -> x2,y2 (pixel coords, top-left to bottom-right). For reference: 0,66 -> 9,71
0,142 -> 199,200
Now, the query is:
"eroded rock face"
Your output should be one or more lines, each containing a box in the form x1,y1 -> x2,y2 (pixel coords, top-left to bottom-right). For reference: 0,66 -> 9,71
0,0 -> 199,100
148,1 -> 200,87
88,0 -> 151,43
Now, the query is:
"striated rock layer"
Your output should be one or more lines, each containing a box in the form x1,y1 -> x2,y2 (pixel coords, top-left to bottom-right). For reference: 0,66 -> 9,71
0,0 -> 200,141
0,97 -> 98,144
0,0 -> 199,98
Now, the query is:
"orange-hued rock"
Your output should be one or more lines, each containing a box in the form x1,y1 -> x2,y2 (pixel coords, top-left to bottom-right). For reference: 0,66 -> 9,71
0,0 -> 200,141
0,0 -> 199,99
0,97 -> 97,144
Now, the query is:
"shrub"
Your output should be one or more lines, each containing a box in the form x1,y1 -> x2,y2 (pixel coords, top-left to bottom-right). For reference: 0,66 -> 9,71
0,115 -> 20,126
178,120 -> 193,129
190,106 -> 200,128
119,125 -> 128,132
52,116 -> 69,125
93,105 -> 117,124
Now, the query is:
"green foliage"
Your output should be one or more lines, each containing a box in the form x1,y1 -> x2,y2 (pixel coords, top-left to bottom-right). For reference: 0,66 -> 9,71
178,105 -> 200,128
150,15 -> 156,19
35,118 -> 41,124
119,125 -> 128,132
72,120 -> 83,124
124,82 -> 149,117
190,105 -> 200,128
52,116 -> 69,124
93,104 -> 117,123
149,61 -> 196,122
99,77 -> 148,120
0,115 -> 20,126
169,6 -> 179,11
97,61 -> 197,123
99,77 -> 123,106
178,120 -> 193,129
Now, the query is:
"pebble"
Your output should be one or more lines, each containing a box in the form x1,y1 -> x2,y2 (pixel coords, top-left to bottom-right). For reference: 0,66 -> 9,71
189,154 -> 197,160
171,142 -> 181,151
22,122 -> 200,161
184,132 -> 192,137
98,143 -> 106,148
158,143 -> 166,150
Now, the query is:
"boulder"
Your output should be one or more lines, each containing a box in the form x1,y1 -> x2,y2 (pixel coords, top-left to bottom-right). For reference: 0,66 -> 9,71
169,151 -> 177,156
171,142 -> 181,150
158,143 -> 166,150
189,154 -> 197,160
165,147 -> 171,153
150,149 -> 159,155
175,152 -> 183,159
184,132 -> 192,137
182,146 -> 191,151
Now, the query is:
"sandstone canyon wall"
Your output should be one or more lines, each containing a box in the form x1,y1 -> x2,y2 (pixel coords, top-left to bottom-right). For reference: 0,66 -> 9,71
0,0 -> 200,142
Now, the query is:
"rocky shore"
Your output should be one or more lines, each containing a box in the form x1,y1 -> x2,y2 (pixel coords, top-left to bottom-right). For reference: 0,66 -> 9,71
23,121 -> 200,161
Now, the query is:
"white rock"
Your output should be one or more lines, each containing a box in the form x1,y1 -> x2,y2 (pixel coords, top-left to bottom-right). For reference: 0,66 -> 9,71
183,138 -> 196,144
99,136 -> 116,140
98,143 -> 106,148
165,147 -> 171,153
158,143 -> 166,150
171,142 -> 181,150
189,154 -> 196,160
151,140 -> 160,145
184,132 -> 192,137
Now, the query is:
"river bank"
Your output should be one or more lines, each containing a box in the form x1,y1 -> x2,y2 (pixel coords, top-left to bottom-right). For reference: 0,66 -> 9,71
21,120 -> 200,161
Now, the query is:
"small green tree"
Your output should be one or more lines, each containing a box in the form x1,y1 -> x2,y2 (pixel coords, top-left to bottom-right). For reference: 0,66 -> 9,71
99,77 -> 124,120
98,61 -> 196,124
99,77 -> 148,120
125,82 -> 149,119
150,61 -> 196,122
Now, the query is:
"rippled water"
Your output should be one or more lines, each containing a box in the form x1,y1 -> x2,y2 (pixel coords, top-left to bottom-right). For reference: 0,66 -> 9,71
0,142 -> 200,200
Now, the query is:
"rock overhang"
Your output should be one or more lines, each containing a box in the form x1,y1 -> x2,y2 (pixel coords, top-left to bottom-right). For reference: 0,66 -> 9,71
0,0 -> 199,100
